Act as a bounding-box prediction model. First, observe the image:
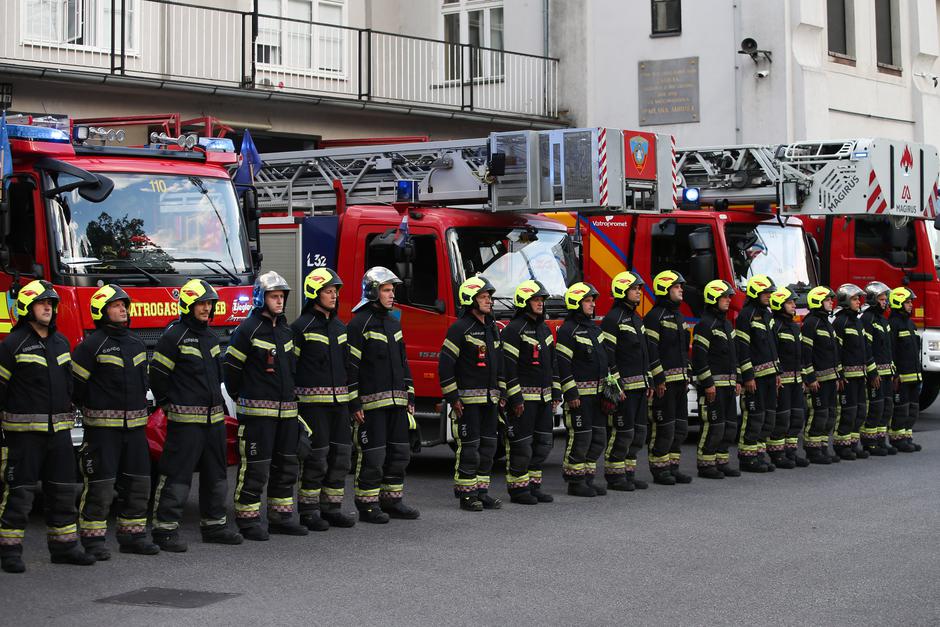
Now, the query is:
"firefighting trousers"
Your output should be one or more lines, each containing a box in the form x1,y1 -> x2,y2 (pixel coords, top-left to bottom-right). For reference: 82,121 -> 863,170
529,401 -> 555,490
453,403 -> 498,497
152,421 -> 228,534
861,379 -> 893,446
0,430 -> 80,557
233,415 -> 301,527
504,401 -> 551,495
835,377 -> 867,448
648,382 -> 688,473
774,382 -> 806,454
804,380 -> 838,450
563,395 -> 606,482
298,404 -> 352,514
605,389 -> 647,479
739,375 -> 776,458
697,387 -> 736,468
890,381 -> 921,443
79,426 -> 151,545
354,407 -> 411,508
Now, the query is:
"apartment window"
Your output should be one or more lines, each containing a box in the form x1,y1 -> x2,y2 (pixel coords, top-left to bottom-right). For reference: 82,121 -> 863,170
651,0 -> 681,36
827,0 -> 854,58
257,0 -> 346,73
875,0 -> 899,68
442,1 -> 504,80
23,0 -> 138,50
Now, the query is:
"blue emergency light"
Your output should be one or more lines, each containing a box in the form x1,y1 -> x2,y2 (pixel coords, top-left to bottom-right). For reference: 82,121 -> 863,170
198,137 -> 236,153
683,187 -> 700,203
6,124 -> 70,143
396,179 -> 419,203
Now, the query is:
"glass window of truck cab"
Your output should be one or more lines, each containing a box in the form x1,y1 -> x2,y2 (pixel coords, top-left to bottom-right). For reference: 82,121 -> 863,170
46,171 -> 251,284
364,232 -> 441,311
650,221 -> 715,316
447,226 -> 580,317
725,221 -> 815,289
853,217 -> 916,268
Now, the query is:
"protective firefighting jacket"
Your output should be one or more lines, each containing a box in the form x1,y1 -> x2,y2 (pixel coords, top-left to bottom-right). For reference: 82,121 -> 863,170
833,308 -> 876,380
151,315 -> 226,424
439,309 -> 504,405
224,309 -> 297,419
643,298 -> 689,386
771,311 -> 803,385
346,304 -> 414,413
800,310 -> 841,385
861,306 -> 895,378
500,310 -> 559,407
601,300 -> 651,392
0,323 -> 74,433
691,306 -> 738,389
735,300 -> 779,381
889,309 -> 922,383
291,307 -> 349,405
71,325 -> 149,428
556,309 -> 610,402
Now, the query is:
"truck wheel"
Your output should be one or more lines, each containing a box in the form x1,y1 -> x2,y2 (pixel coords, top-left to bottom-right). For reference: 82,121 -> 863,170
919,374 -> 940,411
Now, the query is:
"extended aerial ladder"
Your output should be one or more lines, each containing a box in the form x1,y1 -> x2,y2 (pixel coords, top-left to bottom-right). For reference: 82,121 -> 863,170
251,128 -> 675,216
675,138 -> 940,226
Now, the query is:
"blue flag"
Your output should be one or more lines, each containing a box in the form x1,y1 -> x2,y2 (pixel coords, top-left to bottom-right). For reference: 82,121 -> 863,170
394,213 -> 410,248
233,129 -> 262,197
0,111 -> 11,203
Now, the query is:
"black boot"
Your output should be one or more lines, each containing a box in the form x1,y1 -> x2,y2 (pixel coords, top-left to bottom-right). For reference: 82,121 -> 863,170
509,488 -> 539,504
806,448 -> 830,465
771,452 -> 795,469
1,554 -> 25,574
606,476 -> 635,492
51,546 -> 97,566
269,520 -> 310,536
320,508 -> 357,528
910,439 -> 922,452
567,480 -> 596,497
381,500 -> 421,519
83,540 -> 111,562
202,526 -> 245,545
895,440 -> 916,453
717,464 -> 741,477
697,466 -> 724,480
885,440 -> 899,455
358,505 -> 390,524
238,525 -> 270,542
672,466 -> 693,484
853,443 -> 870,459
118,536 -> 160,555
586,475 -> 607,496
739,456 -> 769,473
866,444 -> 889,457
300,511 -> 331,532
152,531 -> 188,553
651,470 -> 676,486
792,452 -> 810,467
529,483 -> 554,503
477,492 -> 503,510
836,446 -> 857,461
460,495 -> 484,511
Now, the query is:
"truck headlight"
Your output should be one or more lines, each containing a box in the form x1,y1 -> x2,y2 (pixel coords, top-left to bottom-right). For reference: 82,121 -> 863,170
929,340 -> 940,352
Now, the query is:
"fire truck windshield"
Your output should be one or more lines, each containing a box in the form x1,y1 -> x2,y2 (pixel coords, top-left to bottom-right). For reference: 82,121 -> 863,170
450,227 -> 580,313
49,173 -> 250,281
726,223 -> 814,292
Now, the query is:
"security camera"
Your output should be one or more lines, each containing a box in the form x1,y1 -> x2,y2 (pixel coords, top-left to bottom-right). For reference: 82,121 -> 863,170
756,70 -> 770,79
741,38 -> 758,55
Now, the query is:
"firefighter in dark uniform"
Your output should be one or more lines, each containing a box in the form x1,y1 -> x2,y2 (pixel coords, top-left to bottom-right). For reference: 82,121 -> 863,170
500,280 -> 560,504
735,274 -> 781,472
292,267 -> 356,530
801,286 -> 842,464
440,276 -> 504,511
0,280 -> 96,574
151,279 -> 243,551
72,284 -> 159,560
691,280 -> 741,479
347,267 -> 420,523
859,281 -> 895,456
557,282 -> 613,497
225,271 -> 307,540
832,284 -> 876,460
644,271 -> 692,485
769,286 -> 809,468
600,271 -> 652,491
888,287 -> 923,453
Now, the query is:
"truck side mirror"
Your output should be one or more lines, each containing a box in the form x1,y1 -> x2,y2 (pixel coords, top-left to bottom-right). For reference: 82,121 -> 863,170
889,250 -> 908,266
689,253 -> 714,287
434,298 -> 446,314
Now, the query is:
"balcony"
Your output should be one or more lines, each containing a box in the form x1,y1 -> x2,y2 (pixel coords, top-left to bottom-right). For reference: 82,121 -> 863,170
0,0 -> 561,125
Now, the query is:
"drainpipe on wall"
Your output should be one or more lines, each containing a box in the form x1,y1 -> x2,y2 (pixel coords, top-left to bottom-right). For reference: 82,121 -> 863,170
543,0 -> 550,117
732,1 -> 743,143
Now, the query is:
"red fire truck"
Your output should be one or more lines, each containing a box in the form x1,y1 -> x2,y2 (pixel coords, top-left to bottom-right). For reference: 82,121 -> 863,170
0,113 -> 258,451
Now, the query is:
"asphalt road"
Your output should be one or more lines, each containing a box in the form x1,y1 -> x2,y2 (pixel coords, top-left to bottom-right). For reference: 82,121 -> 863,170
3,410 -> 940,626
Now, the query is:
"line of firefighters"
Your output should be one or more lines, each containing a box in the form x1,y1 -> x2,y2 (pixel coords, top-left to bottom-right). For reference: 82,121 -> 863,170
0,262 -> 923,574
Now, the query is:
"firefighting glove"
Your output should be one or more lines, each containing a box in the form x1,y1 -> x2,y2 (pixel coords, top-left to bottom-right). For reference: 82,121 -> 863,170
408,411 -> 422,454
296,418 -> 314,461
